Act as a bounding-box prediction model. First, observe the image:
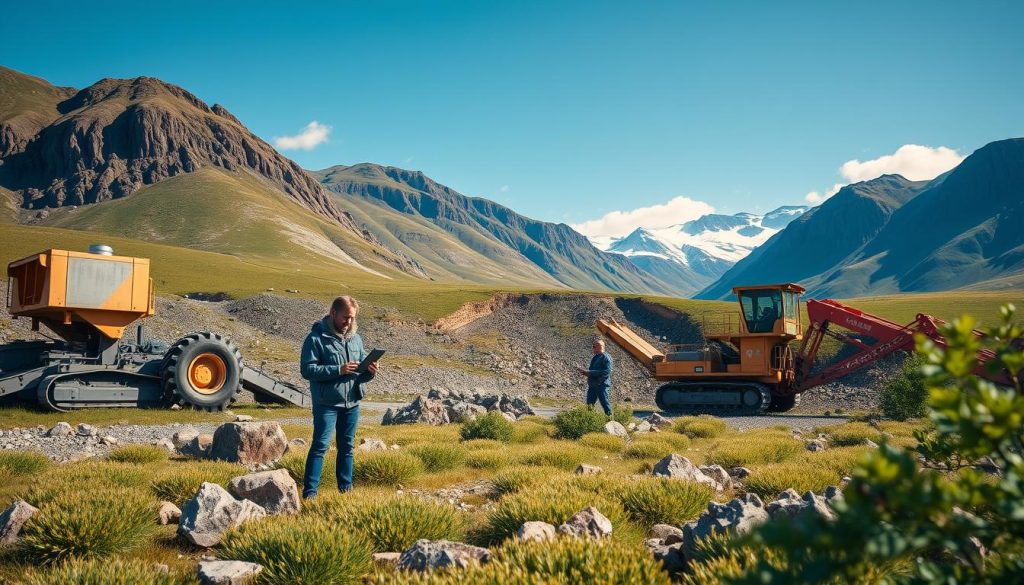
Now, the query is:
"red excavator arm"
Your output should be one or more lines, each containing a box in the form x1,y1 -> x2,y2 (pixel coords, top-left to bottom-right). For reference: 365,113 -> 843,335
794,298 -> 1003,390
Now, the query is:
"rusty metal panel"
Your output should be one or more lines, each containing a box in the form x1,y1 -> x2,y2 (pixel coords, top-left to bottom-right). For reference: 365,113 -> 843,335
66,257 -> 133,309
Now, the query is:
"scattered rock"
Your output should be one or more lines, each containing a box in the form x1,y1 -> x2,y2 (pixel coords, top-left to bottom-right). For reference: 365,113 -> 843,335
652,454 -> 722,491
574,464 -> 602,475
636,421 -> 653,433
384,392 -> 534,425
76,423 -> 96,437
197,560 -> 263,585
228,469 -> 301,516
47,422 -> 73,437
698,465 -> 732,490
100,435 -> 119,446
178,483 -> 267,547
397,539 -> 492,571
154,438 -> 176,452
517,521 -> 557,542
681,494 -> 768,560
208,422 -> 288,465
373,552 -> 401,566
445,402 -> 486,423
234,415 -> 254,423
727,466 -> 751,480
357,438 -> 389,452
806,439 -> 827,452
383,396 -> 450,426
765,489 -> 836,521
173,427 -> 201,450
557,506 -> 613,539
158,501 -> 182,525
603,421 -> 629,439
649,523 -> 684,542
646,413 -> 673,429
181,434 -> 214,458
865,439 -> 879,448
0,499 -> 38,545
170,404 -> 182,411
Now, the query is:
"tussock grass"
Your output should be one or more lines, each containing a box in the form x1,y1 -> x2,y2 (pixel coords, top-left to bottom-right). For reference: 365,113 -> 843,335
465,449 -> 512,470
743,462 -> 841,498
579,432 -> 626,452
376,424 -> 460,447
616,476 -> 714,527
19,489 -> 156,564
151,461 -> 244,504
516,443 -> 592,470
20,463 -> 151,507
222,516 -> 372,585
489,466 -> 562,498
826,422 -> 883,446
460,439 -> 504,451
460,411 -> 514,442
798,446 -> 869,476
553,405 -> 608,440
623,439 -> 677,460
0,451 -> 50,476
510,420 -> 549,444
353,451 -> 423,486
408,444 -> 465,472
706,432 -> 803,467
674,416 -> 727,439
18,557 -> 192,585
107,444 -> 167,464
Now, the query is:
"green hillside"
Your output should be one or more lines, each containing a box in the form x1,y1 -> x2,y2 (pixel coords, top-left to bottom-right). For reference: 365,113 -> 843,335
0,66 -> 69,124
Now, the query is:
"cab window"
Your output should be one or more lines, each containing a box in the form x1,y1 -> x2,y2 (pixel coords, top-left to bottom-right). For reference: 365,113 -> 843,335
739,289 -> 782,333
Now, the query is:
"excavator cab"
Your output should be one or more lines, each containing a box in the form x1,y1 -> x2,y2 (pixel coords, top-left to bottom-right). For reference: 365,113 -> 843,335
733,284 -> 803,337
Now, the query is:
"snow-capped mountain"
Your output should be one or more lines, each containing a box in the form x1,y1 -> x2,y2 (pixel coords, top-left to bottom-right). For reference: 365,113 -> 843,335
598,206 -> 808,294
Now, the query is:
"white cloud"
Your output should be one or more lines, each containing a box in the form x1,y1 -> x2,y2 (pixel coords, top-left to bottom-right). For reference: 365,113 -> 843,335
839,144 -> 965,183
274,121 -> 331,151
806,144 -> 964,205
570,196 -> 715,239
499,185 -> 510,193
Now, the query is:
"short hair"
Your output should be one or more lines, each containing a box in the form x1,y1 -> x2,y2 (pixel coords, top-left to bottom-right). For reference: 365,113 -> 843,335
330,295 -> 359,315
593,338 -> 605,346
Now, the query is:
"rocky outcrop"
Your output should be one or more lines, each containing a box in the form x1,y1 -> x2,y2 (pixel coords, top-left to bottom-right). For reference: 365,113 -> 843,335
397,539 -> 492,571
652,454 -> 723,491
382,390 -> 534,425
0,499 -> 38,545
227,469 -> 301,516
557,507 -> 613,539
197,560 -> 263,585
178,482 -> 267,547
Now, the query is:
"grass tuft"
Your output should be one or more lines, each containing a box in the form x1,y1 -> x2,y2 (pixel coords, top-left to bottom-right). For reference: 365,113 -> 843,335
552,405 -> 608,440
107,444 -> 167,464
579,432 -> 626,453
18,557 -> 192,585
353,451 -> 423,486
0,451 -> 50,476
674,416 -> 727,439
460,412 -> 514,443
408,444 -> 465,473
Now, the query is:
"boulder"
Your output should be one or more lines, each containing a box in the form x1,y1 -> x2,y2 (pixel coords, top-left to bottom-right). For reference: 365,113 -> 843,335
154,438 -> 176,452
681,494 -> 768,560
208,422 -> 288,465
357,438 -> 389,452
397,539 -> 492,571
603,421 -> 629,440
158,501 -> 182,525
517,521 -> 557,542
0,499 -> 38,545
178,483 -> 267,547
181,434 -> 214,458
172,426 -> 201,450
824,485 -> 842,500
698,465 -> 732,490
197,560 -> 263,585
499,395 -> 535,418
636,421 -> 652,433
574,464 -> 602,475
234,415 -> 254,423
652,454 -> 722,491
100,436 -> 118,446
46,422 -> 73,437
765,489 -> 835,521
383,396 -> 450,426
727,466 -> 751,480
865,439 -> 879,448
806,439 -> 827,452
651,542 -> 687,574
649,523 -> 684,543
445,402 -> 486,423
228,469 -> 301,516
557,506 -> 613,539
646,413 -> 674,429
372,552 -> 401,566
76,423 -> 96,437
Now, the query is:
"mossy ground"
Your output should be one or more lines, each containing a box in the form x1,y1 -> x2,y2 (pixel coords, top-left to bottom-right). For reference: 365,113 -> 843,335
0,412 -> 931,583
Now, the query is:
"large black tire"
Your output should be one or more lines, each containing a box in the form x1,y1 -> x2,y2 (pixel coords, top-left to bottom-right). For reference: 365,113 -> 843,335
162,332 -> 242,411
768,393 -> 801,412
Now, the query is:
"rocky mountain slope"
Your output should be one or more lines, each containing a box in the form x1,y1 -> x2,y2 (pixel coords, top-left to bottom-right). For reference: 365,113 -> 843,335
314,163 -> 676,294
698,138 -> 1024,298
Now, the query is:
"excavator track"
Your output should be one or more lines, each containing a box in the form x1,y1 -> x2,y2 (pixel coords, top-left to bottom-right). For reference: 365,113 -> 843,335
655,381 -> 771,416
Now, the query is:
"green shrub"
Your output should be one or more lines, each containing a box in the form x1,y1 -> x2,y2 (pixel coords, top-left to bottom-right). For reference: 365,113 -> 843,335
222,516 -> 372,585
19,489 -> 156,564
460,411 -> 514,443
618,476 -> 714,527
107,444 -> 167,464
624,439 -> 676,460
0,451 -> 50,476
674,415 -> 727,439
18,557 -> 191,585
510,420 -> 549,444
353,451 -> 423,486
707,433 -> 802,467
356,498 -> 466,552
826,422 -> 882,447
517,444 -> 590,470
879,355 -> 927,421
465,449 -> 512,470
552,405 -> 608,439
579,432 -> 626,452
490,466 -> 549,497
382,532 -> 672,584
408,444 -> 465,472
743,462 -> 843,498
610,403 -> 634,426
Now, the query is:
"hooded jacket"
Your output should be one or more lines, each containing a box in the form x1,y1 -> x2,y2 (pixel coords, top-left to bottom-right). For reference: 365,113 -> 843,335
300,317 -> 374,407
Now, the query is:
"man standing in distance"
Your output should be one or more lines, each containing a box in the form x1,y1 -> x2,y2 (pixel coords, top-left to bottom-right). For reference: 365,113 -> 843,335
577,338 -> 613,416
300,296 -> 378,498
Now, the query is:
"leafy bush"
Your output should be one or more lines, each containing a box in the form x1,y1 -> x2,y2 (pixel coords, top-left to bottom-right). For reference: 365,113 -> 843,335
579,432 -> 626,452
222,516 -> 372,585
19,557 -> 192,585
460,411 -> 514,443
616,476 -> 713,526
19,489 -> 156,564
379,534 -> 672,584
674,415 -> 727,439
552,405 -> 608,439
742,462 -> 842,498
465,449 -> 512,470
516,444 -> 590,470
879,355 -> 927,420
510,420 -> 549,444
826,422 -> 882,447
408,444 -> 465,472
610,403 -> 634,426
353,451 -> 423,486
623,439 -> 676,460
706,433 -> 802,467
0,450 -> 50,476
107,444 -> 167,464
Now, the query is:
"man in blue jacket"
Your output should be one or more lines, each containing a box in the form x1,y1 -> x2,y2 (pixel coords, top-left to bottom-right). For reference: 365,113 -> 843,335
577,338 -> 613,416
300,295 -> 378,498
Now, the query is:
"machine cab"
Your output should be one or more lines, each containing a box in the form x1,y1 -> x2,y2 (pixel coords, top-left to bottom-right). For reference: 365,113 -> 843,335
732,284 -> 804,338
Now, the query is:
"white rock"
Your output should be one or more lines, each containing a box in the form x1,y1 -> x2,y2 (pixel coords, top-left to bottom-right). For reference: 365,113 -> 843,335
557,506 -> 613,539
652,454 -> 722,491
517,521 -> 557,542
574,464 -> 602,475
603,421 -> 629,439
0,499 -> 38,545
197,560 -> 263,585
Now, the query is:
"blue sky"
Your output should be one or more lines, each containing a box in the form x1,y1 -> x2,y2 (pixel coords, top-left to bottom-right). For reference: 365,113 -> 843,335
3,0 -> 1022,236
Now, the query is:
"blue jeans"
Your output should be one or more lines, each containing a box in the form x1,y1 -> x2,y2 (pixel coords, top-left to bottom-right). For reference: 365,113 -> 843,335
303,403 -> 359,497
586,386 -> 612,416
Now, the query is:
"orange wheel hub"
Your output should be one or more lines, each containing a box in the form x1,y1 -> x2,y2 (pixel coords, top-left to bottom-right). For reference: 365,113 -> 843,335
187,353 -> 227,394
